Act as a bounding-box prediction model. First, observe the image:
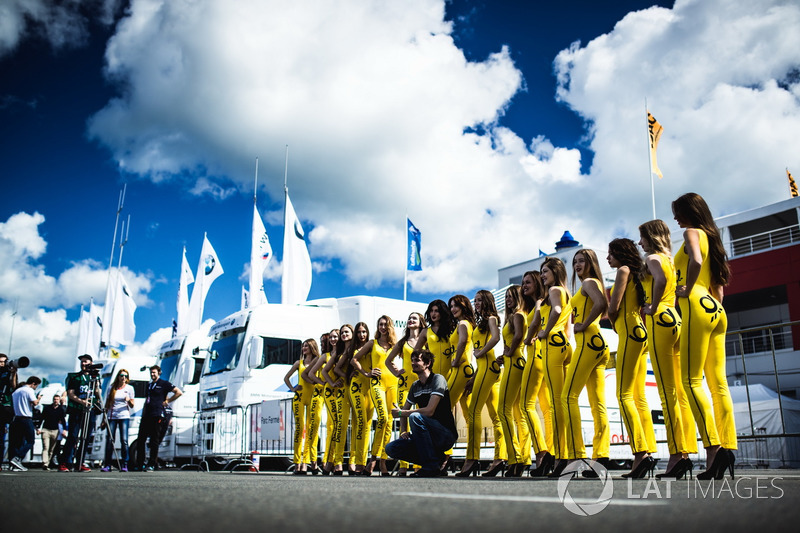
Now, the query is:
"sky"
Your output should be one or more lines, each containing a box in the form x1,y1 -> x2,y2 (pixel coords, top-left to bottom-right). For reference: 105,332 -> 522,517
1,0 -> 799,386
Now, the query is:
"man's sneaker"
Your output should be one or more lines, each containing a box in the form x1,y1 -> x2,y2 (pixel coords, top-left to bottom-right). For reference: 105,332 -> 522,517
101,466 -> 111,472
78,465 -> 91,472
58,464 -> 70,472
121,466 -> 128,472
9,458 -> 27,471
145,466 -> 155,472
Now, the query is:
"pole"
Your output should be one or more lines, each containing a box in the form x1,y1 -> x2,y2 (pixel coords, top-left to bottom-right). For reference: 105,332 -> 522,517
646,99 -> 656,220
253,157 -> 259,205
403,214 -> 408,301
101,185 -> 126,352
7,298 -> 18,356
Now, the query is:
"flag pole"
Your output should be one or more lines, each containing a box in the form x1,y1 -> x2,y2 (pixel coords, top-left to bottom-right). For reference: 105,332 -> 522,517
254,156 -> 259,205
646,99 -> 656,220
404,213 -> 408,301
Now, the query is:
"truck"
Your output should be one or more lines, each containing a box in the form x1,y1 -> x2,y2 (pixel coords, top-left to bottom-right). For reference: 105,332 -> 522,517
195,296 -> 428,468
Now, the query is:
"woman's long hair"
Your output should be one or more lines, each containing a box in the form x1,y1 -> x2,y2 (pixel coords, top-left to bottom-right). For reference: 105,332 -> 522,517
503,285 -> 524,335
302,338 -> 321,362
335,324 -> 355,378
571,248 -> 604,290
608,238 -> 646,307
375,315 -> 397,347
448,294 -> 476,328
542,257 -> 571,297
474,290 -> 499,334
638,219 -> 673,256
319,333 -> 331,355
672,192 -> 730,287
521,271 -> 545,314
399,312 -> 425,346
424,299 -> 456,340
104,369 -> 130,411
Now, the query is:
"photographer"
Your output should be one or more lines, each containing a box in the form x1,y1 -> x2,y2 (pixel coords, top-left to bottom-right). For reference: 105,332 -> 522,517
8,376 -> 42,471
60,354 -> 102,473
0,353 -> 18,468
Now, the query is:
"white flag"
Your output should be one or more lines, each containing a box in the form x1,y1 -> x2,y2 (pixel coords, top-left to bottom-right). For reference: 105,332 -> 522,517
241,286 -> 250,310
250,205 -> 272,307
187,234 -> 224,330
176,246 -> 195,335
281,192 -> 312,305
104,270 -> 136,346
77,300 -> 102,360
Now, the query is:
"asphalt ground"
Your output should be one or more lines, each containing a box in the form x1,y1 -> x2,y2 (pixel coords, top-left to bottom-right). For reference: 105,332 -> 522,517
1,466 -> 797,533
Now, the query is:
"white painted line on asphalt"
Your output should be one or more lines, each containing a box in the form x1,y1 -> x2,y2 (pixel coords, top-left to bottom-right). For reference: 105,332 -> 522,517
393,492 -> 663,506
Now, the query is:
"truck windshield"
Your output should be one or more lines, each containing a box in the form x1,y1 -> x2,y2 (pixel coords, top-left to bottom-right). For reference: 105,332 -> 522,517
205,328 -> 246,375
159,353 -> 181,383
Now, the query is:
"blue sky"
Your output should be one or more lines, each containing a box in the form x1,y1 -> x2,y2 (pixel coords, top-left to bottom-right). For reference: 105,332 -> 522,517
1,0 -> 799,384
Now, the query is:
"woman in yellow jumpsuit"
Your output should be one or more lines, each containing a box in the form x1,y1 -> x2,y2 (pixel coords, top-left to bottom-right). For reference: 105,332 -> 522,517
498,285 -> 528,477
564,249 -> 610,475
336,321 -> 372,474
447,295 -> 475,420
283,338 -> 323,474
352,316 -> 397,476
458,290 -> 503,477
639,220 -> 695,477
320,325 -> 353,475
673,192 -> 736,480
522,270 -> 554,476
303,330 -> 338,474
537,257 -> 573,478
606,238 -> 657,478
385,311 -> 425,475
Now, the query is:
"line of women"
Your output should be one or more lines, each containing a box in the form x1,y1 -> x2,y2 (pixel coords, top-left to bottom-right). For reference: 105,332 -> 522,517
283,192 -> 737,480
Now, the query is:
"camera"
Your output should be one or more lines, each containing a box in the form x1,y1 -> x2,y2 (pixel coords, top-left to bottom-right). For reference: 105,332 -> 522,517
7,356 -> 30,370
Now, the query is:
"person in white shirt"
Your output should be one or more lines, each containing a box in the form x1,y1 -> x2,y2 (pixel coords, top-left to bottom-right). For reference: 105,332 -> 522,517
101,369 -> 136,472
9,376 -> 41,471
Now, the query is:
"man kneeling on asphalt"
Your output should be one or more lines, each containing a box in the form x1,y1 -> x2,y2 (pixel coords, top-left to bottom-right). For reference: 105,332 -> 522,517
387,349 -> 457,477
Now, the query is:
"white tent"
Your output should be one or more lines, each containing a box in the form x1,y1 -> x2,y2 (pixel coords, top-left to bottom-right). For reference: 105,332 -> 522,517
730,384 -> 800,468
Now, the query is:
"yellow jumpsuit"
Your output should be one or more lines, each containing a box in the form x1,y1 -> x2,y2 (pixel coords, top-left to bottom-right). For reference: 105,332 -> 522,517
520,307 -> 552,456
320,353 -> 337,465
611,279 -> 657,455
498,313 -> 528,466
643,253 -> 694,455
348,350 -> 374,467
465,324 -> 505,461
541,287 -> 572,459
563,280 -> 610,460
292,358 -> 323,466
369,341 -> 397,460
427,328 -> 453,381
447,320 -> 474,418
675,230 -> 737,450
396,341 -> 418,469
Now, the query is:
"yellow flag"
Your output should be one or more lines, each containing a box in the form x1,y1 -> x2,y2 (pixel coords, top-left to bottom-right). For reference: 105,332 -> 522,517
648,111 -> 663,179
111,348 -> 121,359
788,169 -> 798,198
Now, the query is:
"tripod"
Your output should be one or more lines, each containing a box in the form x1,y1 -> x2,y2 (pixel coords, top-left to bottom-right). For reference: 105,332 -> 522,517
73,373 -> 121,470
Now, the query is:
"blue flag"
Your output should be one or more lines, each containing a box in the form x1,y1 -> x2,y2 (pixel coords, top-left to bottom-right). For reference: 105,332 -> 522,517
407,218 -> 422,271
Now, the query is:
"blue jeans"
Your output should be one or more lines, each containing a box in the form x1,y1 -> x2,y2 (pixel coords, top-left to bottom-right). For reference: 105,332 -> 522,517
385,413 -> 457,471
10,417 -> 35,460
104,418 -> 130,466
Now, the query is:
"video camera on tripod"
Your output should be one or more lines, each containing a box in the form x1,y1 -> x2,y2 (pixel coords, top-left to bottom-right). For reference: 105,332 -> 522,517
6,356 -> 30,371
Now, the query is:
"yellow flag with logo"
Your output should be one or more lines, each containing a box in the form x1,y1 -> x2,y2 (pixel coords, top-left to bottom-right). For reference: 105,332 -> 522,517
111,348 -> 121,359
648,111 -> 663,179
788,169 -> 798,198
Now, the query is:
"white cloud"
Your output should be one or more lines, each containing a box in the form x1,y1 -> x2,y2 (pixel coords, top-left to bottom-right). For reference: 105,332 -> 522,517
0,211 -> 154,382
86,0 -> 800,299
0,0 -> 121,57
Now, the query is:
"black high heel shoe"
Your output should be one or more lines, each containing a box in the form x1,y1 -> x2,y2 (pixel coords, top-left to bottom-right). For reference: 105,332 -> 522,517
547,459 -> 570,478
455,461 -> 481,477
582,457 -> 610,478
698,448 -> 733,480
529,453 -> 555,477
623,456 -> 656,479
504,463 -> 525,478
481,461 -> 506,477
439,456 -> 453,475
655,458 -> 693,480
